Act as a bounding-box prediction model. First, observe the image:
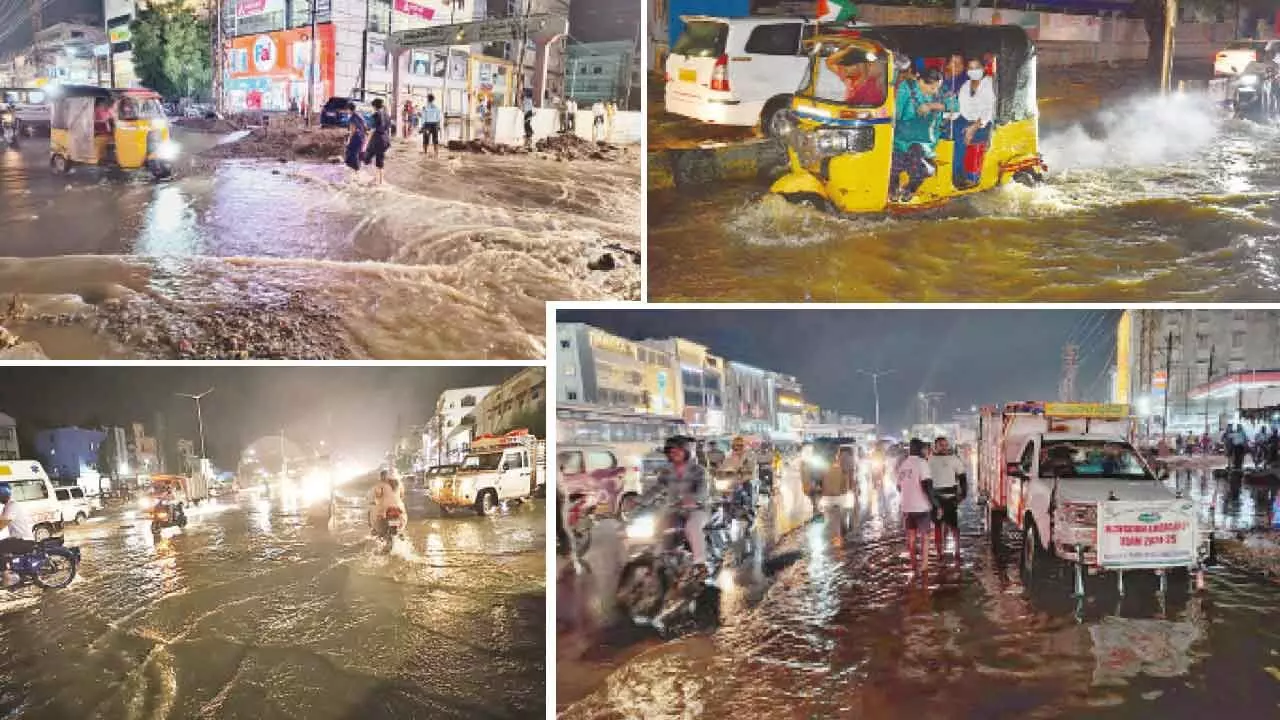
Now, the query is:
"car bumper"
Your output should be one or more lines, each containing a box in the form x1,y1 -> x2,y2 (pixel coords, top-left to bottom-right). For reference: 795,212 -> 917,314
664,88 -> 760,126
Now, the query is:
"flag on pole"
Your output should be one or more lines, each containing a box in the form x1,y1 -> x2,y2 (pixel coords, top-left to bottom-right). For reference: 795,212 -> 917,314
817,0 -> 858,23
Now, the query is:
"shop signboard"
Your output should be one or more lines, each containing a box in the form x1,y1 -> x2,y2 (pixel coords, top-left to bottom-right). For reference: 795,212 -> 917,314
108,26 -> 132,44
395,0 -> 436,21
1095,500 -> 1197,569
225,25 -> 335,112
103,0 -> 135,24
393,14 -> 567,49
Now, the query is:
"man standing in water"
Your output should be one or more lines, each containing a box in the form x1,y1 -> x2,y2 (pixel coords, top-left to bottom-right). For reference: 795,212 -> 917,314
928,436 -> 967,565
420,93 -> 442,159
366,98 -> 392,186
897,438 -> 937,579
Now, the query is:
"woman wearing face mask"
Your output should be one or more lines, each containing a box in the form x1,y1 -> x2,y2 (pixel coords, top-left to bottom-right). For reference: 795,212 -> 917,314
953,57 -> 996,189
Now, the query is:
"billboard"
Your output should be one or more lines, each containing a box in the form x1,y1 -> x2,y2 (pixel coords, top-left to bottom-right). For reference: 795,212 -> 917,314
395,0 -> 436,21
224,24 -> 336,112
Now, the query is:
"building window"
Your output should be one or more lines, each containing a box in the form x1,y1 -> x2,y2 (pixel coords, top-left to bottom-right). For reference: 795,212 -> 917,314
461,395 -> 477,407
567,391 -> 578,401
630,371 -> 642,385
560,340 -> 570,349
1196,333 -> 1208,351
1232,331 -> 1245,349
565,366 -> 576,376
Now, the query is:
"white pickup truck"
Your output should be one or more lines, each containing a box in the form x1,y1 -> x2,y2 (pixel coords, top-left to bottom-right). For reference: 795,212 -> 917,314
978,401 -> 1210,593
430,432 -> 545,515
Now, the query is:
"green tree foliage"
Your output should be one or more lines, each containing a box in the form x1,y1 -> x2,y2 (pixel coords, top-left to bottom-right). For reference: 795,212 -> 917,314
131,2 -> 211,98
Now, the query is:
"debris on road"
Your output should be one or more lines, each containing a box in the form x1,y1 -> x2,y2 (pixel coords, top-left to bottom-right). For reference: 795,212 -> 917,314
444,135 -> 633,161
1217,530 -> 1280,581
200,122 -> 347,162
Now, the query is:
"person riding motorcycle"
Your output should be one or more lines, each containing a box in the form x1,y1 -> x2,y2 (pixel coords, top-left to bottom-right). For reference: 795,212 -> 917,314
0,482 -> 35,589
648,436 -> 711,574
370,470 -> 407,536
1,101 -> 18,146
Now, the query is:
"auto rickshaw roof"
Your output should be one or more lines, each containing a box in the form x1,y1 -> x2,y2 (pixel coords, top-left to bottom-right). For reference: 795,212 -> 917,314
50,84 -> 162,100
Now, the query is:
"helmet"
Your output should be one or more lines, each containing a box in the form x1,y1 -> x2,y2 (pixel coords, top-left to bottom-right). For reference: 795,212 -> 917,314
0,482 -> 10,502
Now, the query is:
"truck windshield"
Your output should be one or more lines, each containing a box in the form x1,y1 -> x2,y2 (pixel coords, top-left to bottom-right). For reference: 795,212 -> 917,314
462,452 -> 503,470
1039,440 -> 1152,480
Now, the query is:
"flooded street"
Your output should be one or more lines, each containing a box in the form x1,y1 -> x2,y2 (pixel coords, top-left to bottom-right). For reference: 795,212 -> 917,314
0,130 -> 639,358
0,493 -> 546,719
648,94 -> 1280,302
557,467 -> 1280,719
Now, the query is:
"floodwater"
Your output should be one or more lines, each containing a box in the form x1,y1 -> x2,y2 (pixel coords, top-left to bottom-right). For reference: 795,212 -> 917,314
557,468 -> 1280,719
648,93 -> 1280,302
0,130 -> 639,358
0,493 -> 546,719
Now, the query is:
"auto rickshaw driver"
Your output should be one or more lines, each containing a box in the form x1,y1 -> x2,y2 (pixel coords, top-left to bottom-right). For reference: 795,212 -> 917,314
826,49 -> 887,106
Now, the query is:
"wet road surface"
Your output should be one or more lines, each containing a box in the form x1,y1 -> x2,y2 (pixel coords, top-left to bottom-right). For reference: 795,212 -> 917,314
648,93 -> 1280,302
0,493 -> 546,719
557,468 -> 1280,719
0,131 -> 639,358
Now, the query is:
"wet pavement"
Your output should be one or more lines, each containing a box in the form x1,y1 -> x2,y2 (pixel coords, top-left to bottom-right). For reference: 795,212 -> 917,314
557,467 -> 1280,719
648,90 -> 1280,302
0,130 -> 639,358
0,492 -> 546,719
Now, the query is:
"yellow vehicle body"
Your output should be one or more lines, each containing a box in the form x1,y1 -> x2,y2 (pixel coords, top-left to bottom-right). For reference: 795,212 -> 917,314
770,25 -> 1047,215
48,84 -> 176,178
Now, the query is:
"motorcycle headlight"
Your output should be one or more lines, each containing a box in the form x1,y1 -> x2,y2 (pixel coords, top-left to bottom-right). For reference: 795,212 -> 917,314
808,457 -> 829,471
626,514 -> 656,540
1,112 -> 12,123
140,497 -> 155,510
1239,73 -> 1259,86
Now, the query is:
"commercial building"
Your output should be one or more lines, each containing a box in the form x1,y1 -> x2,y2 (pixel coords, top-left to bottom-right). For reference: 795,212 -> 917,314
33,427 -> 107,483
557,323 -> 648,411
425,384 -> 496,464
640,337 -> 726,434
0,412 -> 18,461
0,21 -> 110,87
565,40 -> 635,107
1120,309 -> 1280,432
773,373 -> 805,440
474,367 -> 546,436
725,361 -> 775,436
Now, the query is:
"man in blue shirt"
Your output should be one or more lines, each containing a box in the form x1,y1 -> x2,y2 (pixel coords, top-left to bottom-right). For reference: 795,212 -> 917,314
889,68 -> 946,203
420,93 -> 442,159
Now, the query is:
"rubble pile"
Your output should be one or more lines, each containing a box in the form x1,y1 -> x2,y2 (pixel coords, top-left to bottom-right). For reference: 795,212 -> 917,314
1217,529 -> 1280,581
445,139 -> 529,155
96,292 -> 354,359
174,116 -> 244,133
534,134 -> 631,162
201,124 -> 347,161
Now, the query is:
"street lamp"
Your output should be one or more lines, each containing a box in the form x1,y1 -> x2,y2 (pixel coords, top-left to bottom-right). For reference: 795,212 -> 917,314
176,388 -> 214,459
857,369 -> 894,436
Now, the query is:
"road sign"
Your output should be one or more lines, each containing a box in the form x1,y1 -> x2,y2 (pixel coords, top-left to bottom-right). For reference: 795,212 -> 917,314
391,14 -> 568,50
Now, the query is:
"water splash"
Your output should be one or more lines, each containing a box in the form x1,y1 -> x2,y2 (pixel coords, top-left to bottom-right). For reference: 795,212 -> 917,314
1043,92 -> 1222,171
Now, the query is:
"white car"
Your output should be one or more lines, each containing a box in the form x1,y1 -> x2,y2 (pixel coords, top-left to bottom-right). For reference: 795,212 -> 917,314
1215,40 -> 1280,76
54,486 -> 95,524
0,460 -> 64,540
664,15 -> 816,138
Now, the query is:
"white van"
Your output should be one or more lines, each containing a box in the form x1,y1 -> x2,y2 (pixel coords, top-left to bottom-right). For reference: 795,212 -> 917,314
0,460 -> 64,540
664,16 -> 816,138
54,486 -> 95,524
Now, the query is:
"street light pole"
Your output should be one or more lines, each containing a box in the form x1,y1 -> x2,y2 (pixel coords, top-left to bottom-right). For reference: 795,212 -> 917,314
176,389 -> 214,459
857,369 -> 894,436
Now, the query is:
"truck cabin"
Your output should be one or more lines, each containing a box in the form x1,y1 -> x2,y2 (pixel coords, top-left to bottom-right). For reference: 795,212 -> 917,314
1012,435 -> 1156,482
461,451 -> 504,472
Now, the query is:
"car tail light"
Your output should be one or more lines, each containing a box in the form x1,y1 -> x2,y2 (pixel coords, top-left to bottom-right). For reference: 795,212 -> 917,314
385,507 -> 402,519
710,55 -> 730,91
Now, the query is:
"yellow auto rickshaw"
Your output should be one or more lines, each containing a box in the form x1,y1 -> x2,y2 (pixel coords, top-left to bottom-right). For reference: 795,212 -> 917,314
770,24 -> 1047,214
49,84 -> 178,179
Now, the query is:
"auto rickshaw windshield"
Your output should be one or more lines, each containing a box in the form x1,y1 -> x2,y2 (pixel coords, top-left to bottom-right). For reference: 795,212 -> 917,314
808,44 -> 889,108
118,96 -> 164,120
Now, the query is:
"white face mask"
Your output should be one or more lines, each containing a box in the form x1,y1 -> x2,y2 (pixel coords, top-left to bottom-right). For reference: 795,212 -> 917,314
967,69 -> 985,81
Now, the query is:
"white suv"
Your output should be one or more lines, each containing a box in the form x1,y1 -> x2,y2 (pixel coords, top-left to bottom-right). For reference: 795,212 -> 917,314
664,16 -> 816,138
54,486 -> 95,525
0,460 -> 65,540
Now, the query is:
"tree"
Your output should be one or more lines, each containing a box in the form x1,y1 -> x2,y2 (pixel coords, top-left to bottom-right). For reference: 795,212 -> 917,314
131,2 -> 211,99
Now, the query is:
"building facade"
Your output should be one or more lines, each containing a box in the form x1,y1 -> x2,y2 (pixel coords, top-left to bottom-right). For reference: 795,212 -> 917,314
33,427 -> 107,483
725,361 -> 775,436
1122,309 -> 1280,431
425,384 -> 496,464
565,40 -> 634,107
474,367 -> 546,436
773,373 -> 805,440
0,412 -> 18,461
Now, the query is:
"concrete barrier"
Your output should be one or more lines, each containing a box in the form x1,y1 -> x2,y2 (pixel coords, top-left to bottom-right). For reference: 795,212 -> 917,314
491,107 -> 642,146
648,138 -> 789,191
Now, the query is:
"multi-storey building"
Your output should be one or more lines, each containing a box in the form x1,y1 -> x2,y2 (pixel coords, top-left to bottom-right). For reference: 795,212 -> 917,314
0,412 -> 18,461
725,361 -> 775,436
425,384 -> 495,464
474,367 -> 546,436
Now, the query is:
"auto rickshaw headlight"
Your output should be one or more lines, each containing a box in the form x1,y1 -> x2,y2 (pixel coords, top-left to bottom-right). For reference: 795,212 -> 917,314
155,140 -> 180,161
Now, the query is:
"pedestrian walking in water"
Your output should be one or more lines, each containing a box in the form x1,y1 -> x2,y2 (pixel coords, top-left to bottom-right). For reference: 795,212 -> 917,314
420,93 -> 442,159
343,101 -> 368,180
591,99 -> 605,142
522,93 -> 535,147
897,438 -> 936,580
365,98 -> 391,186
565,96 -> 578,133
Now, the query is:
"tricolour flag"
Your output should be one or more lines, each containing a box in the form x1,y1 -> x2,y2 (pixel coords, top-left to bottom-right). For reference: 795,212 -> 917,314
817,0 -> 858,23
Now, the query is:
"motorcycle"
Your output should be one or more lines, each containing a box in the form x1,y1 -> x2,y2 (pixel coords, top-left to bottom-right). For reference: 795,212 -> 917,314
707,470 -> 757,569
615,495 -> 711,636
757,463 -> 774,496
3,537 -> 80,591
1,108 -> 17,148
375,506 -> 405,554
145,498 -> 188,534
564,488 -> 609,561
1231,63 -> 1278,123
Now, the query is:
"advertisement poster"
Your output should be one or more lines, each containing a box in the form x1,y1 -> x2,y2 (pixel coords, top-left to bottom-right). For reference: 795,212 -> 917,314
431,51 -> 446,79
236,0 -> 268,17
1095,500 -> 1197,569
448,51 -> 466,82
225,24 -> 335,112
411,51 -> 430,76
394,0 -> 436,21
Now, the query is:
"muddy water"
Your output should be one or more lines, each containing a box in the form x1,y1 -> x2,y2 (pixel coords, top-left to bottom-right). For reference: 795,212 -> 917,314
0,131 -> 639,358
648,94 -> 1280,302
559,469 -> 1280,719
0,494 -> 545,719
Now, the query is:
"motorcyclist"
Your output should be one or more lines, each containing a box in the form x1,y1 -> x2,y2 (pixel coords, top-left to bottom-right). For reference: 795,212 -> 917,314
650,436 -> 711,576
370,469 -> 407,536
719,437 -> 755,489
0,483 -> 36,588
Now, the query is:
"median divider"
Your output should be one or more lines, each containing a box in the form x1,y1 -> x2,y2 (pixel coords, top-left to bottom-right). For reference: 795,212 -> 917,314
648,138 -> 789,191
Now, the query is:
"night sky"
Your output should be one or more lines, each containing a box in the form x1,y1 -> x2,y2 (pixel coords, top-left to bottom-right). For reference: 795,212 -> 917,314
1,0 -> 102,53
0,366 -> 521,467
558,309 -> 1122,430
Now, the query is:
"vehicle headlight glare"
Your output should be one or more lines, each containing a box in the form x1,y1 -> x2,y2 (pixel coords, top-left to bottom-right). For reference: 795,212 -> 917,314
1240,73 -> 1259,86
155,140 -> 179,160
626,514 -> 656,540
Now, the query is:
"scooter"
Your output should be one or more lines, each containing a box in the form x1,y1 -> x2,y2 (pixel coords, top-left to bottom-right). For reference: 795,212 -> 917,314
615,496 -> 712,636
1230,63 -> 1278,123
1,108 -> 17,148
147,499 -> 187,534
375,506 -> 405,554
3,537 -> 80,591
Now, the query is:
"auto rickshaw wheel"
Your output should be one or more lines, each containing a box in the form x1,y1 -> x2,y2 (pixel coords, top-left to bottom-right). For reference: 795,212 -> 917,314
1012,170 -> 1042,188
50,154 -> 68,174
783,192 -> 830,213
149,161 -> 173,180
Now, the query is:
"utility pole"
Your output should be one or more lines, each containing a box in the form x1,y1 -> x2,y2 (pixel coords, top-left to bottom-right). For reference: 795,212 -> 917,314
307,0 -> 318,124
1204,344 -> 1215,435
1162,330 -> 1173,440
857,369 -> 894,436
1059,343 -> 1079,402
212,0 -> 224,112
1160,0 -> 1177,94
176,389 -> 214,459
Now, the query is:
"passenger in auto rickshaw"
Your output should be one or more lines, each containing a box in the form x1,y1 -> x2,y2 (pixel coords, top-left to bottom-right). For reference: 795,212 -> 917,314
825,50 -> 887,107
889,67 -> 946,203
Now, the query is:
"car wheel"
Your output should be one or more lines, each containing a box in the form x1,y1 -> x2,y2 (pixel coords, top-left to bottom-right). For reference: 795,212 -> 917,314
760,96 -> 793,140
474,490 -> 498,516
1021,520 -> 1052,580
50,153 -> 68,174
75,512 -> 87,525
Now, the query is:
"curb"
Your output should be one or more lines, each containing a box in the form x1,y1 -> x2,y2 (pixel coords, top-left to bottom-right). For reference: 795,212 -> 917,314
648,138 -> 789,191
